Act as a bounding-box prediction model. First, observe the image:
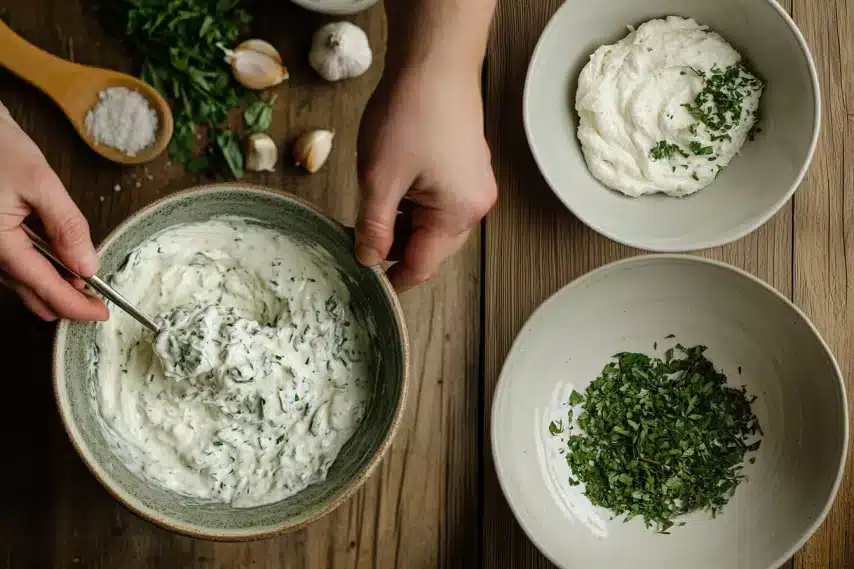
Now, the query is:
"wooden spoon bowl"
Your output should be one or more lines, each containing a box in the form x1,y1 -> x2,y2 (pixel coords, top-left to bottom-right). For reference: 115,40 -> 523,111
0,19 -> 173,165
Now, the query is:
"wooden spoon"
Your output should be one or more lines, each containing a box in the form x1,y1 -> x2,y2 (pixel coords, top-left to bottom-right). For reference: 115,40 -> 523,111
0,19 -> 173,165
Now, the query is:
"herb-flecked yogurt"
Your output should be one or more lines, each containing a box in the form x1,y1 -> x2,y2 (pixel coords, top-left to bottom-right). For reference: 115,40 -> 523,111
88,218 -> 374,508
576,16 -> 764,197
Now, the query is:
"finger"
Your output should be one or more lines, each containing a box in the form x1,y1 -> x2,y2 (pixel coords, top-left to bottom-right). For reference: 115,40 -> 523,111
356,164 -> 416,267
0,273 -> 58,321
0,229 -> 109,321
386,227 -> 471,293
21,165 -> 99,277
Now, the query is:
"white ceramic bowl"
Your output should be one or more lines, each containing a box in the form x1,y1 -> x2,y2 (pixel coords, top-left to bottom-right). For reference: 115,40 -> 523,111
523,0 -> 819,252
291,0 -> 378,15
492,256 -> 848,569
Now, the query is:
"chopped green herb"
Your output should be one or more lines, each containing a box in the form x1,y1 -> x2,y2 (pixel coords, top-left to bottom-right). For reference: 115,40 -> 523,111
689,140 -> 714,156
681,64 -> 763,136
549,420 -> 565,435
560,345 -> 761,533
649,141 -> 687,161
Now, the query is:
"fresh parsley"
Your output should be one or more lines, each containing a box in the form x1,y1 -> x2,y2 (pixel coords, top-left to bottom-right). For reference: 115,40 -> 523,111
94,0 -> 254,177
244,94 -> 278,134
555,344 -> 762,533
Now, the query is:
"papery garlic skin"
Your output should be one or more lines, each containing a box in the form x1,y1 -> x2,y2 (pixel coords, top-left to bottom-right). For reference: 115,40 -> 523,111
309,22 -> 372,82
223,39 -> 289,90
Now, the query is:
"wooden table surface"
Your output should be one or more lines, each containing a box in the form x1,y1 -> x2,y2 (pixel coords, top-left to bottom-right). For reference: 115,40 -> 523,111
0,1 -> 850,568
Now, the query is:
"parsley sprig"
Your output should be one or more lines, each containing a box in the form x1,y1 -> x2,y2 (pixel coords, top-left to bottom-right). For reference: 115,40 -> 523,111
557,344 -> 762,533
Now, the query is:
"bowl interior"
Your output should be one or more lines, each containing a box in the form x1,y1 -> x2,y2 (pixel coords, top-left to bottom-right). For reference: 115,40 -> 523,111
492,256 -> 847,569
54,185 -> 407,538
524,0 -> 818,251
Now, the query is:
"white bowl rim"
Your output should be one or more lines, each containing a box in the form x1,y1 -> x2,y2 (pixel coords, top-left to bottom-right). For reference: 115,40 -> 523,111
490,254 -> 849,569
290,0 -> 379,15
522,0 -> 822,253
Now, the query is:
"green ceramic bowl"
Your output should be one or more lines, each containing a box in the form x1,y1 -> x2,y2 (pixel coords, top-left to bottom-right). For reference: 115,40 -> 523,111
53,183 -> 409,540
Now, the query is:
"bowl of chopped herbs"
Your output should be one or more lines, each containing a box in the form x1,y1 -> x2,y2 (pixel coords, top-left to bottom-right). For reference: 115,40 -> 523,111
492,255 -> 848,569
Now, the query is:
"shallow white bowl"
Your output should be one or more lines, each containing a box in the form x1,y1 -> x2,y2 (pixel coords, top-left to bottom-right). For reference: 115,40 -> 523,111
291,0 -> 378,15
491,256 -> 848,569
523,0 -> 819,251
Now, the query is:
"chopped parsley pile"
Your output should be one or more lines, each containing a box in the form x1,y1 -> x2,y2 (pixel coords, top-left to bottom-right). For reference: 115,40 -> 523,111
648,63 -> 764,178
551,343 -> 762,533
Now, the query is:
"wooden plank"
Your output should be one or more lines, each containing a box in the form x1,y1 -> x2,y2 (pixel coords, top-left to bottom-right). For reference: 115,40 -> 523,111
482,1 -> 794,568
0,1 -> 481,567
791,1 -> 854,568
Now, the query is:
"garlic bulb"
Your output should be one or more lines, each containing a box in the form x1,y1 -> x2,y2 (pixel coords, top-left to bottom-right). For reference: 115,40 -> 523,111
309,22 -> 372,82
245,133 -> 278,172
293,130 -> 334,173
222,39 -> 289,90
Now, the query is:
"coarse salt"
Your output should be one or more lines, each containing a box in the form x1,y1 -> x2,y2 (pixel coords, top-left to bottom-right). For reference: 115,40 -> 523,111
85,87 -> 158,157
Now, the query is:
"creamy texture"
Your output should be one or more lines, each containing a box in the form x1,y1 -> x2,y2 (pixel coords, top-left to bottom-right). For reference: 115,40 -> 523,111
576,17 -> 763,197
89,218 -> 373,508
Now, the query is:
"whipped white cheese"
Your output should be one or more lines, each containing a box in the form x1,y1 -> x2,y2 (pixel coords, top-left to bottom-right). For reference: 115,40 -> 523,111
576,17 -> 763,197
89,218 -> 373,508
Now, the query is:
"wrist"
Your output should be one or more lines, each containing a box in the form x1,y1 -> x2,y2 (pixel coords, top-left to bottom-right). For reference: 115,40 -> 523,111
384,3 -> 490,79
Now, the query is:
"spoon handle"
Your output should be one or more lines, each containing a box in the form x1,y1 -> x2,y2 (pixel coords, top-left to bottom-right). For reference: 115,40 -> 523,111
22,226 -> 160,333
0,19 -> 78,103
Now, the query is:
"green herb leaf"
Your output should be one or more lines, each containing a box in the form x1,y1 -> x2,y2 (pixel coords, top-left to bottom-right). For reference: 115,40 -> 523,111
215,129 -> 244,179
243,94 -> 277,134
549,420 -> 564,435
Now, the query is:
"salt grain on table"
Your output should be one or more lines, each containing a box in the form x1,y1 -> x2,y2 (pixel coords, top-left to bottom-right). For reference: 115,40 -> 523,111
84,87 -> 158,157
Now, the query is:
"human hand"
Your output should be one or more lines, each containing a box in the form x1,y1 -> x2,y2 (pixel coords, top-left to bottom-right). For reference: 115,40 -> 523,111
355,61 -> 497,292
0,103 -> 108,321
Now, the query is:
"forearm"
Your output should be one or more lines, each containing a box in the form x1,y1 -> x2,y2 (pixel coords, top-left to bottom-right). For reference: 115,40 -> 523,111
384,0 -> 497,74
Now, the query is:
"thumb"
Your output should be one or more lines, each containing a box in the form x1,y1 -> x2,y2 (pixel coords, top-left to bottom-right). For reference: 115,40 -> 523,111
356,166 -> 414,267
24,166 -> 99,277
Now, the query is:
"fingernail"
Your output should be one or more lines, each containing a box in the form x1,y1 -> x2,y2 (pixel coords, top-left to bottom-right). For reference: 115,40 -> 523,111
356,245 -> 382,267
79,249 -> 100,277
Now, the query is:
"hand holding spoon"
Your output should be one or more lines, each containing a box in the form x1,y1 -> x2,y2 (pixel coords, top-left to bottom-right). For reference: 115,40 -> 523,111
0,19 -> 173,165
22,226 -> 160,332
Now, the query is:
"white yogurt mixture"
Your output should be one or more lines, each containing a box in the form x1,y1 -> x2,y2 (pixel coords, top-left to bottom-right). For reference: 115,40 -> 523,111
576,17 -> 764,197
88,218 -> 374,508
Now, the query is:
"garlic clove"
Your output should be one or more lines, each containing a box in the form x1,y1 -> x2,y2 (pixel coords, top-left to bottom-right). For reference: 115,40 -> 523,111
223,39 -> 289,90
235,39 -> 283,64
245,133 -> 278,172
293,130 -> 334,174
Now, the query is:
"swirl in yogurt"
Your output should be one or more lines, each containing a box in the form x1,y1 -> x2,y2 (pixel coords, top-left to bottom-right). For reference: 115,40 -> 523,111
576,17 -> 764,197
89,218 -> 373,508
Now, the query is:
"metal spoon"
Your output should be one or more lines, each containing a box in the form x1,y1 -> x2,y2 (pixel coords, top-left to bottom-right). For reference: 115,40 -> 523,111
22,226 -> 160,332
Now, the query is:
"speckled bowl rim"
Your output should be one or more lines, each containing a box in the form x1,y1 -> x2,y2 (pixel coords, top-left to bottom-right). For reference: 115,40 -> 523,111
52,182 -> 410,541
491,254 -> 849,569
522,0 -> 822,252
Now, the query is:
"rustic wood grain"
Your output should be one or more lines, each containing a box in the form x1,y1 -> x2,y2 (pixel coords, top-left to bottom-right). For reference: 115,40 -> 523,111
480,0 -> 841,568
791,1 -> 854,568
0,1 -> 481,568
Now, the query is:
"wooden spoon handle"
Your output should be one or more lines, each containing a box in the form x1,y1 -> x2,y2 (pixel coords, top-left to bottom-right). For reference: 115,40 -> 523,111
0,19 -> 80,106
